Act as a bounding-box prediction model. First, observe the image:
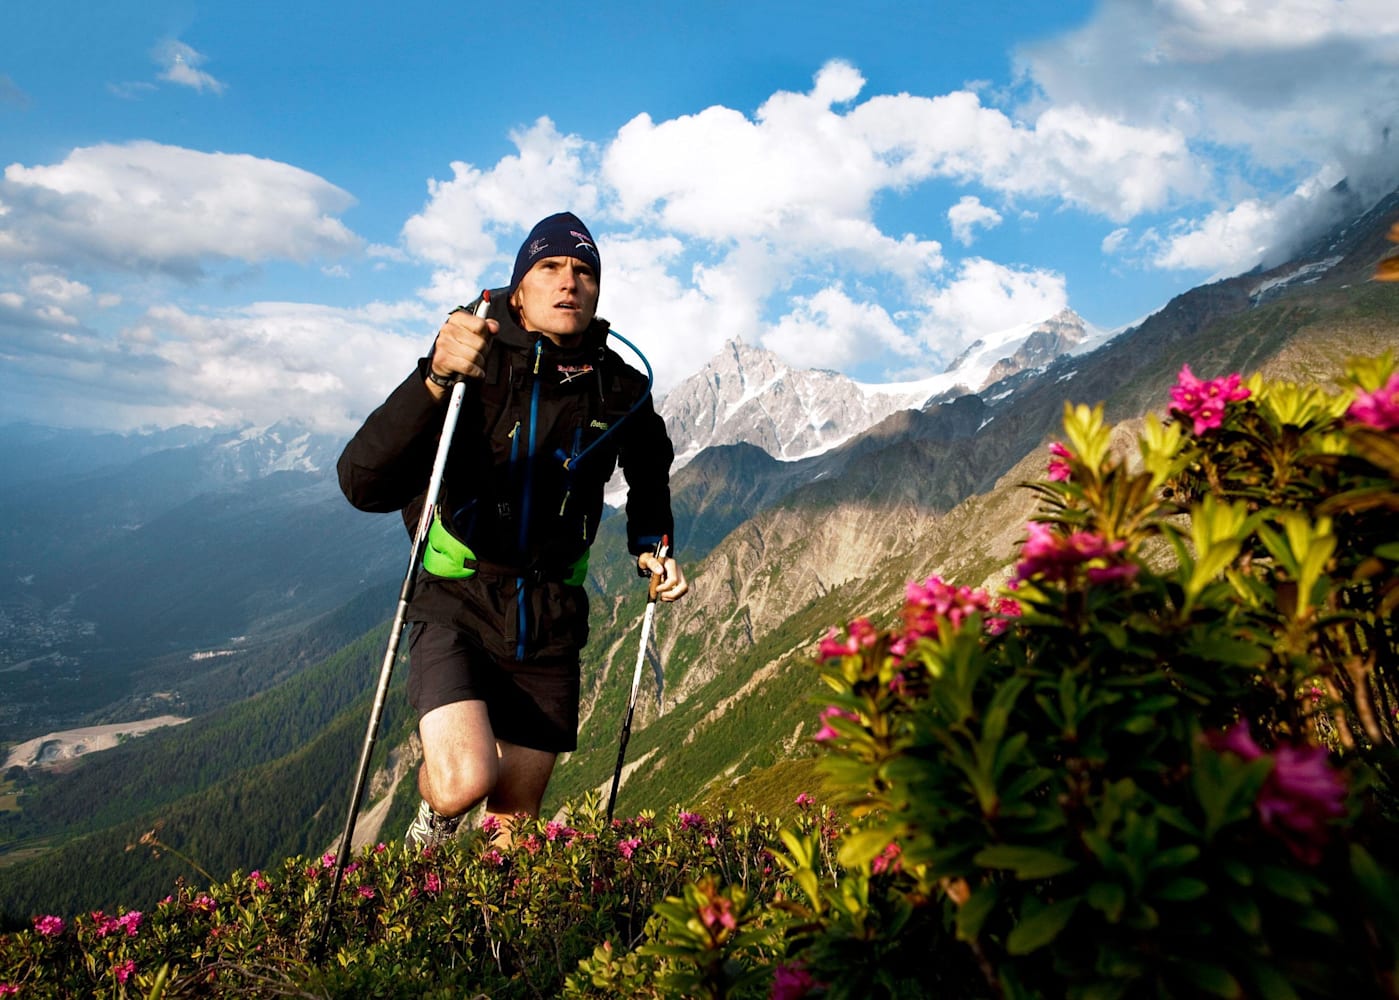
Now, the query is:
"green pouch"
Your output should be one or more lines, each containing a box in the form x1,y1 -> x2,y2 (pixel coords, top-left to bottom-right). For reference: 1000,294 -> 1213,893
423,514 -> 476,579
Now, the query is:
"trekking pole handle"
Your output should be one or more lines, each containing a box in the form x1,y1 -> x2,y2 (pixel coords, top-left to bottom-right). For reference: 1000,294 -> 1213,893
645,536 -> 670,601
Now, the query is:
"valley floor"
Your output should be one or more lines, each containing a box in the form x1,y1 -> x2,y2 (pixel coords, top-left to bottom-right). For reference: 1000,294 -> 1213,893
3,716 -> 189,770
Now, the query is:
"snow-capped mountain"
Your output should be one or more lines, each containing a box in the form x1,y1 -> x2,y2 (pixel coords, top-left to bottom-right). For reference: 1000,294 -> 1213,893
207,420 -> 345,481
659,309 -> 1107,469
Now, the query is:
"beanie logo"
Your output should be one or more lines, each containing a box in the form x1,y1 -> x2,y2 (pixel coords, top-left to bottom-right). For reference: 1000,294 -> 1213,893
528,237 -> 550,257
569,231 -> 598,260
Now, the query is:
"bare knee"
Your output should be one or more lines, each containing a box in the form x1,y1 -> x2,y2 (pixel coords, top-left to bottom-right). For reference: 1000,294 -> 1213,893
417,701 -> 498,817
421,754 -> 497,817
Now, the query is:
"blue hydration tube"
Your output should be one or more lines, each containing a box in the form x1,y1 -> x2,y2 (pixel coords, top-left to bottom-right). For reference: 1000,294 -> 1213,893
560,327 -> 654,471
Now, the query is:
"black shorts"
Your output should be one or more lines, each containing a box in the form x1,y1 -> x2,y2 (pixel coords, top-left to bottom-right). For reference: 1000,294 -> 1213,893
406,621 -> 581,753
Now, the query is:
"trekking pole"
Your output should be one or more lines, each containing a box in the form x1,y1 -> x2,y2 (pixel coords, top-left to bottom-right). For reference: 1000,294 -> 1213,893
606,535 -> 669,823
314,291 -> 491,959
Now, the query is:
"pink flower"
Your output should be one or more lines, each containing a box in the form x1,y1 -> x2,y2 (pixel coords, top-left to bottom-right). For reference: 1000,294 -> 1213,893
114,959 -> 136,984
374,842 -> 387,853
618,837 -> 642,860
698,895 -> 737,932
321,852 -> 337,869
1348,373 -> 1399,431
1170,364 -> 1251,435
1047,441 -> 1073,482
891,576 -> 992,654
986,596 -> 1023,636
545,821 -> 576,842
424,872 -> 441,893
248,870 -> 269,892
679,811 -> 706,830
794,792 -> 815,808
483,849 -> 505,866
1014,521 -> 1136,586
0,984 -> 18,997
817,617 -> 880,661
356,886 -> 376,900
1208,723 -> 1348,864
33,914 -> 65,937
190,895 -> 216,914
871,841 -> 903,875
771,961 -> 819,1000
480,814 -> 501,835
813,705 -> 860,742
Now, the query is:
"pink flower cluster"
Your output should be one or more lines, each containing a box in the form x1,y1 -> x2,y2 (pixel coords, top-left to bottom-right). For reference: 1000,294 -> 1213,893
771,961 -> 820,1000
114,959 -> 136,984
871,841 -> 903,875
91,909 -> 142,938
1170,364 -> 1251,435
33,914 -> 65,937
0,984 -> 17,996
544,820 -> 578,843
1014,521 -> 1138,586
679,811 -> 706,831
1348,373 -> 1399,431
617,836 -> 643,860
892,576 -> 993,655
698,893 -> 737,933
1208,723 -> 1348,864
817,616 -> 879,661
248,870 -> 270,892
1047,441 -> 1073,482
813,705 -> 860,743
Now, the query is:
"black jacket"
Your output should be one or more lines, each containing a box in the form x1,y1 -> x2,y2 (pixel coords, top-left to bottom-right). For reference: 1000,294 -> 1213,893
338,288 -> 675,661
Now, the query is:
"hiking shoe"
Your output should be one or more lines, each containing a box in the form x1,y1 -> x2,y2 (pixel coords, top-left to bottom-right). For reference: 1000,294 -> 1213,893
405,798 -> 462,850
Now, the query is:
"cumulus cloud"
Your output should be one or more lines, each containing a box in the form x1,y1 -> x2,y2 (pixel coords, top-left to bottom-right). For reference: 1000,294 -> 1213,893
762,287 -> 915,370
155,41 -> 226,94
0,141 -> 360,276
948,196 -> 1004,245
400,118 -> 600,306
1019,0 -> 1399,198
914,259 -> 1070,365
0,296 -> 436,433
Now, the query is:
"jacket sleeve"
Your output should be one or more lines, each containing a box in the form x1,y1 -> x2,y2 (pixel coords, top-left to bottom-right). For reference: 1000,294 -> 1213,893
616,392 -> 677,558
337,359 -> 453,515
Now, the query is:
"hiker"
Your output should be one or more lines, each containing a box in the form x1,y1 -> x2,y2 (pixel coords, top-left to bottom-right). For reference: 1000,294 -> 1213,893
338,212 -> 687,847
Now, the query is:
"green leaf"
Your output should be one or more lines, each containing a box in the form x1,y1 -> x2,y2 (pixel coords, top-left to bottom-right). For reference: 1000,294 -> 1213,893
1227,897 -> 1261,935
1085,880 -> 1126,922
1173,961 -> 1243,998
974,845 -> 1079,879
1258,865 -> 1315,904
1154,877 -> 1209,902
956,883 -> 999,942
838,828 -> 896,870
1006,897 -> 1079,955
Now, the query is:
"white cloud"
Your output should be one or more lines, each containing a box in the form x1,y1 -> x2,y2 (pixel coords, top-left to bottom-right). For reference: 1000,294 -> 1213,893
915,258 -> 1069,363
155,41 -> 226,94
9,298 -> 434,433
0,142 -> 360,276
1018,0 -> 1399,196
948,196 -> 1003,245
400,118 -> 600,307
762,287 -> 914,370
1102,228 -> 1130,254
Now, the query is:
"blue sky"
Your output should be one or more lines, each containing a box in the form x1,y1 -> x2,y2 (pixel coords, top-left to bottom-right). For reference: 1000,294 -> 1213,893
2,0 -> 1397,433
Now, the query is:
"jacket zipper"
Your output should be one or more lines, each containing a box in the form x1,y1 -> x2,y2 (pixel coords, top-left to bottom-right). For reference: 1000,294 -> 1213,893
515,341 -> 544,661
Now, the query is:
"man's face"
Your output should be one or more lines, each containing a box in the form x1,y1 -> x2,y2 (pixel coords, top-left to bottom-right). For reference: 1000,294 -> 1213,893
510,256 -> 599,344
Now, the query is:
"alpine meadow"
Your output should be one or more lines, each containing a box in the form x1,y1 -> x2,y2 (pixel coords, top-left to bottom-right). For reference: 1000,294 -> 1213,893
1,171 -> 1397,996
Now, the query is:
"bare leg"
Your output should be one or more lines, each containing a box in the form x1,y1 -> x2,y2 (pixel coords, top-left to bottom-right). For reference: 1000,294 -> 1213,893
482,740 -> 558,847
417,700 -> 498,818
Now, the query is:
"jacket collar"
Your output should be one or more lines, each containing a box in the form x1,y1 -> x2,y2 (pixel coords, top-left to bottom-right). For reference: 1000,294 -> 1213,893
486,286 -> 611,357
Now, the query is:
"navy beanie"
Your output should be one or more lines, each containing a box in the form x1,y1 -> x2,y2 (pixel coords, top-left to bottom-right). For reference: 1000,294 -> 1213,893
509,212 -> 601,295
